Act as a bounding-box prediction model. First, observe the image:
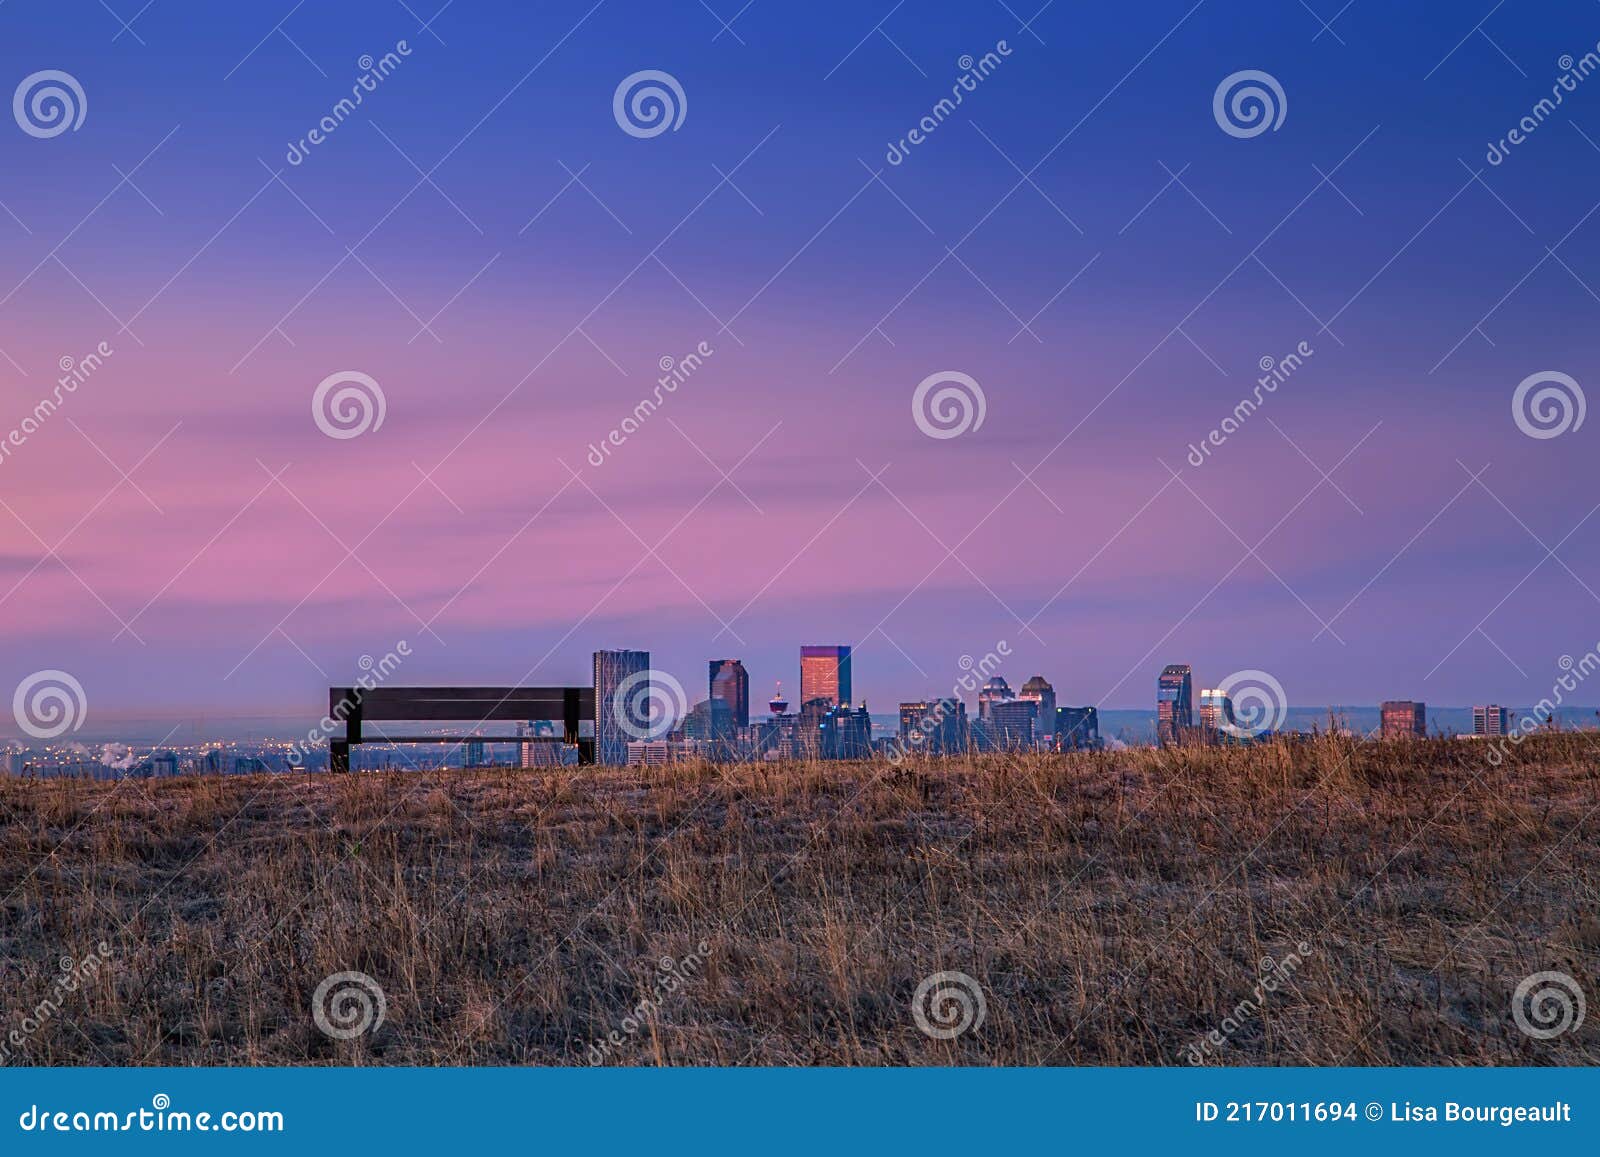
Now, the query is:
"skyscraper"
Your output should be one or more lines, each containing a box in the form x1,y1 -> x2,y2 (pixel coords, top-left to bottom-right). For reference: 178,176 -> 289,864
800,645 -> 851,709
1018,675 -> 1055,745
709,659 -> 750,728
594,649 -> 650,767
899,698 -> 968,754
796,696 -> 832,760
1157,664 -> 1193,747
1198,688 -> 1235,737
1380,700 -> 1426,739
977,675 -> 1013,720
985,699 -> 1034,750
1473,704 -> 1510,737
820,704 -> 872,759
1056,706 -> 1099,751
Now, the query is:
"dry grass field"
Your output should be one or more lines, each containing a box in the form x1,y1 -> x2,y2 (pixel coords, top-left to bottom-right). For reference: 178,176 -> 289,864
0,732 -> 1597,1066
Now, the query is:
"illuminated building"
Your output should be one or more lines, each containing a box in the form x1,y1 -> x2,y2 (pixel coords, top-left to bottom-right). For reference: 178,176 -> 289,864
1198,688 -> 1234,736
1018,675 -> 1055,744
977,675 -> 1013,720
1157,664 -> 1193,747
1380,700 -> 1426,739
800,645 -> 852,708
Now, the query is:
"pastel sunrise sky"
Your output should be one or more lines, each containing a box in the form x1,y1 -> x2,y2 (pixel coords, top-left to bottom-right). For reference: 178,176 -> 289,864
2,0 -> 1597,718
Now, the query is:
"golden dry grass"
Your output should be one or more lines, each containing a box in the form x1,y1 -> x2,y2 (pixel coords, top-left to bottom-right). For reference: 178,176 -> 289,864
0,732 -> 1597,1065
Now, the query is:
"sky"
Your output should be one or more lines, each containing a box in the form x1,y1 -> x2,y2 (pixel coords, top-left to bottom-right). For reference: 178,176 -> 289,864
2,0 -> 1600,722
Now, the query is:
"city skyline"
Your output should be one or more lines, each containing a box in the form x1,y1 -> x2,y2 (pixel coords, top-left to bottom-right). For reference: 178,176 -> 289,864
14,640 -> 1600,729
4,1 -> 1599,721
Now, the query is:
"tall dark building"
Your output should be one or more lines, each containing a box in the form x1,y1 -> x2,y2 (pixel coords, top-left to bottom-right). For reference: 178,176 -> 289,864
984,699 -> 1034,750
708,659 -> 750,728
800,645 -> 852,709
899,698 -> 968,754
1157,663 -> 1193,747
1380,700 -> 1426,739
796,697 -> 832,760
820,704 -> 872,759
683,698 -> 737,760
1056,706 -> 1100,750
594,649 -> 650,766
756,711 -> 798,760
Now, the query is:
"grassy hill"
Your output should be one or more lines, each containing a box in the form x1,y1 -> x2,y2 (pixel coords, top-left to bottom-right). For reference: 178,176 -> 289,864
1,732 -> 1596,1065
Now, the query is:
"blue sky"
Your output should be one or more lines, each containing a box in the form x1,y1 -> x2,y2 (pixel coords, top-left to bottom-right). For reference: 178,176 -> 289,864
3,0 -> 1600,718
